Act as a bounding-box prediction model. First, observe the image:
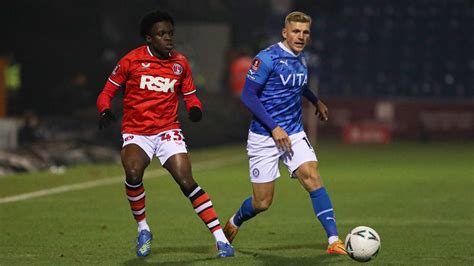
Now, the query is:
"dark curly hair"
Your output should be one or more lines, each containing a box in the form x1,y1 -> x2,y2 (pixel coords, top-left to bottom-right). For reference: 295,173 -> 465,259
139,10 -> 174,39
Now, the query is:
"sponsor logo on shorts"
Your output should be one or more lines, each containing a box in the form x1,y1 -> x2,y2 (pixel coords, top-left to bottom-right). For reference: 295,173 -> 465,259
252,168 -> 260,177
124,135 -> 134,142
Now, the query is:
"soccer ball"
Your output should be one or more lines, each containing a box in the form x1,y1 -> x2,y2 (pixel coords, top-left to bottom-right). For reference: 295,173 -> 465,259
345,226 -> 381,262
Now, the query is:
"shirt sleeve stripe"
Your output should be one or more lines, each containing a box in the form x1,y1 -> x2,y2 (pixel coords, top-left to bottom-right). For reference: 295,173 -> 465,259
182,90 -> 196,96
108,78 -> 122,87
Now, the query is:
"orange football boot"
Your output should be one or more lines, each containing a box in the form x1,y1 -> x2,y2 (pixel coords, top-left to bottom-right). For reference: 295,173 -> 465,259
326,239 -> 347,255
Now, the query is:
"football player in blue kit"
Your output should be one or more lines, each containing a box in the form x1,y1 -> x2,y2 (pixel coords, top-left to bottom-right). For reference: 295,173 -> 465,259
223,11 -> 347,255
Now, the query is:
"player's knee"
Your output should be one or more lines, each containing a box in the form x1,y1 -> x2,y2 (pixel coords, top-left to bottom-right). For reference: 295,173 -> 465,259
300,173 -> 323,192
179,179 -> 198,196
253,198 -> 272,213
125,166 -> 144,185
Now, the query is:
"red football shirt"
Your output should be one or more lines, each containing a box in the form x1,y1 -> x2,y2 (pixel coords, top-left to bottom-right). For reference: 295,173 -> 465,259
98,45 -> 198,135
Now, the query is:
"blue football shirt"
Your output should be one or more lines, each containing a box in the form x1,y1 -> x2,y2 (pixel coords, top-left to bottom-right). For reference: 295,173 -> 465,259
246,42 -> 309,136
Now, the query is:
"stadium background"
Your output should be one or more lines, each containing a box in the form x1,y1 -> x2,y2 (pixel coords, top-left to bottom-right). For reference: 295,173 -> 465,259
1,0 -> 473,155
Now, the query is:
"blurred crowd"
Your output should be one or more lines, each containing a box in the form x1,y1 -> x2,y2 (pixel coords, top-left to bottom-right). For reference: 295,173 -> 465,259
0,0 -> 473,174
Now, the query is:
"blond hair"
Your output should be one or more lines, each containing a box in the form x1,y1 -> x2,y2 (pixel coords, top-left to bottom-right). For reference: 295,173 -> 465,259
285,11 -> 312,25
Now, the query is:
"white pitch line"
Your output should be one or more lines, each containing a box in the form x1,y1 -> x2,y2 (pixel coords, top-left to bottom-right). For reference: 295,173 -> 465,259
0,155 -> 243,204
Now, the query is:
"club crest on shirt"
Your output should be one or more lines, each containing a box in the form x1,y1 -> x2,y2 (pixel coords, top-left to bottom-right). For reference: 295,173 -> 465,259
172,63 -> 183,75
251,58 -> 261,71
112,64 -> 120,75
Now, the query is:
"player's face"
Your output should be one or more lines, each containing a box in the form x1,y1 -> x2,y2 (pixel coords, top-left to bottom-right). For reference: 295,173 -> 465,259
282,21 -> 311,54
146,21 -> 174,57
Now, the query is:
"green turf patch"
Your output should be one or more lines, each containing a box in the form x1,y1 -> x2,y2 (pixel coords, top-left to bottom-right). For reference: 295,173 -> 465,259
1,141 -> 473,265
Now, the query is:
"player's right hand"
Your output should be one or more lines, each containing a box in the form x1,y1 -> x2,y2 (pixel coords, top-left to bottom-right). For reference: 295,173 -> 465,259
271,126 -> 292,153
99,109 -> 116,129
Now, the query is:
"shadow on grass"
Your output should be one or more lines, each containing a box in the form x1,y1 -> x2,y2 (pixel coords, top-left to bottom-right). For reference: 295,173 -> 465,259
122,245 -> 219,265
122,243 -> 349,265
237,243 -> 349,265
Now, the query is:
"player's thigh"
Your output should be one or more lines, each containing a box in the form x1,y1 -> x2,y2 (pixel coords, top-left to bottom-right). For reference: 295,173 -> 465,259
122,134 -> 155,161
163,153 -> 194,184
121,143 -> 151,177
282,131 -> 318,176
155,130 -> 188,165
247,131 -> 281,183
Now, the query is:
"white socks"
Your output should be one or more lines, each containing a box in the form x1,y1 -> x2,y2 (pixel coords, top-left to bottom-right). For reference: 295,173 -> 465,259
138,219 -> 150,232
213,229 -> 230,244
328,236 -> 339,245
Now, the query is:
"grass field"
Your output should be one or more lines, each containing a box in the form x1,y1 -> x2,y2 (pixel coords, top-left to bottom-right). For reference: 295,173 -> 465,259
1,140 -> 473,265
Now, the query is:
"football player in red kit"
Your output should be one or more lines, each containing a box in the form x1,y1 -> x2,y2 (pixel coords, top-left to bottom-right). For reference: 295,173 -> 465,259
96,10 -> 234,258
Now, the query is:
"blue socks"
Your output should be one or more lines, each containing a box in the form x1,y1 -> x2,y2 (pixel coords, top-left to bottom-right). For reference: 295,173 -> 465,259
310,187 -> 338,238
232,197 -> 256,227
232,188 -> 338,240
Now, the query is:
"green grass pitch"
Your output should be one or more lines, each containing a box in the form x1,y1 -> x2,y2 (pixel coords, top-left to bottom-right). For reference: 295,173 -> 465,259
0,141 -> 473,265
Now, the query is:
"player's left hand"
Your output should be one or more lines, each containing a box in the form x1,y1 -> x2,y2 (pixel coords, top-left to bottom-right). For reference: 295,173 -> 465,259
188,106 -> 202,122
315,100 -> 328,121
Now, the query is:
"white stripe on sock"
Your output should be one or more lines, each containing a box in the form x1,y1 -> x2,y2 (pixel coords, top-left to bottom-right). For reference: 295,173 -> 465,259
127,192 -> 145,201
133,208 -> 145,215
188,186 -> 202,198
207,219 -> 220,229
125,181 -> 142,188
316,208 -> 333,217
195,201 -> 212,213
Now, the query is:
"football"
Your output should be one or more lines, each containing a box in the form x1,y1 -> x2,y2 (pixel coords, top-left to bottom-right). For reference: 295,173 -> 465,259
345,226 -> 381,262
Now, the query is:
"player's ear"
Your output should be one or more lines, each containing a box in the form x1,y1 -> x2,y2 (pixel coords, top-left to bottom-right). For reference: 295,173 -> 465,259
282,28 -> 287,39
145,35 -> 152,44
